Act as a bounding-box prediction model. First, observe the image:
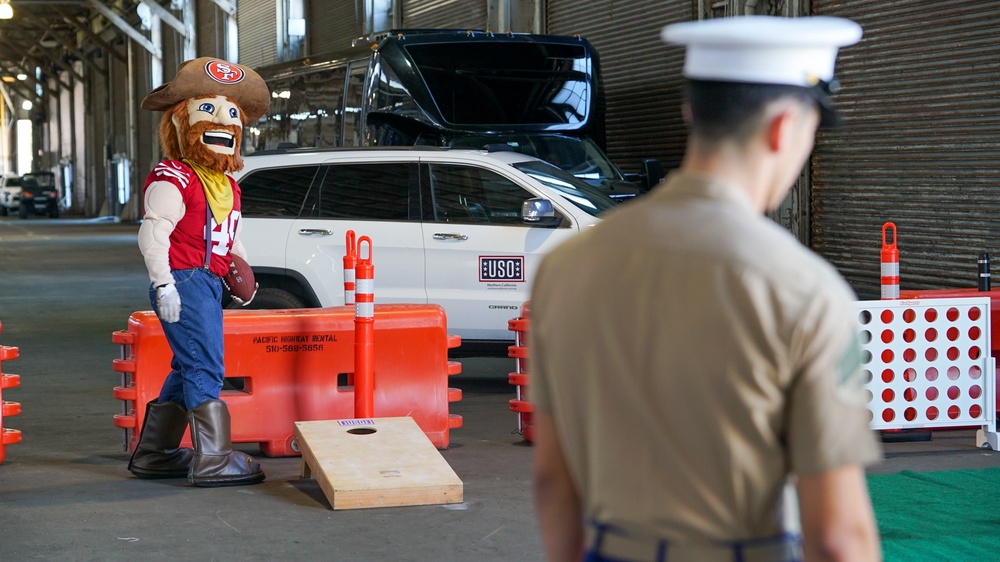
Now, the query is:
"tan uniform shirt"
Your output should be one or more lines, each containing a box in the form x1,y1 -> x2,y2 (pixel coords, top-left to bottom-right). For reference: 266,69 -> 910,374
530,171 -> 882,545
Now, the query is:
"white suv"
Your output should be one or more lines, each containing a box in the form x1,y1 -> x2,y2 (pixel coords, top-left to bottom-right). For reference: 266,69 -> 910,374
0,174 -> 21,216
232,147 -> 617,345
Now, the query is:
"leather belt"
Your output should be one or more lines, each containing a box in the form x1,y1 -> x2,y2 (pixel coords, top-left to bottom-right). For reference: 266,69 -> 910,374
587,522 -> 801,562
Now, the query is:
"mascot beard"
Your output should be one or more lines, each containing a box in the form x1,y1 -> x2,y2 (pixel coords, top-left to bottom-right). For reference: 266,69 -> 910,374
158,98 -> 245,173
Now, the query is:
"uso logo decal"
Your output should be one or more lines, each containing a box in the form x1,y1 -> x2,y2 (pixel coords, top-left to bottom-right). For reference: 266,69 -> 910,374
205,60 -> 245,84
480,256 -> 524,282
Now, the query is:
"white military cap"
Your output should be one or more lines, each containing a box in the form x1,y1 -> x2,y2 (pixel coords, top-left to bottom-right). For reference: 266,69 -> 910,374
661,16 -> 862,126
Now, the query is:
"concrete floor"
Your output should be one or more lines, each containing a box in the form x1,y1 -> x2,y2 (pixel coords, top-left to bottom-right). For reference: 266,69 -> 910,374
0,217 -> 998,561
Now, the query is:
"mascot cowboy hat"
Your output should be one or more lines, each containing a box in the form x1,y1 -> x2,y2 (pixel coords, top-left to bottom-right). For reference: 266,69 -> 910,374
141,57 -> 270,123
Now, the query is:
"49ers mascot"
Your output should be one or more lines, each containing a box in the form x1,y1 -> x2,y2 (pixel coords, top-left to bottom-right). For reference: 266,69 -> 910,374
129,58 -> 267,487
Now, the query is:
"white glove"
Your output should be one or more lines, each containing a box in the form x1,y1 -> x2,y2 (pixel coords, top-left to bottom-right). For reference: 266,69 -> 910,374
156,284 -> 181,323
230,283 -> 259,307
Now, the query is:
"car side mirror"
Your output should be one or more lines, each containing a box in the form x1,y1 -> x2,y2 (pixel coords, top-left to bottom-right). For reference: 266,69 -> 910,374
522,198 -> 561,227
640,159 -> 665,191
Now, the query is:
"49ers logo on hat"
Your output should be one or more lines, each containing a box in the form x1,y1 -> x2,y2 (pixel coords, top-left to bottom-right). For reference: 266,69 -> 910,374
204,60 -> 245,84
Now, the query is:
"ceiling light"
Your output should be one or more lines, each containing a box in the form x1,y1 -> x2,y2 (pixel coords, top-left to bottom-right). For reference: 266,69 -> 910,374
15,73 -> 26,81
0,2 -> 13,20
22,100 -> 32,111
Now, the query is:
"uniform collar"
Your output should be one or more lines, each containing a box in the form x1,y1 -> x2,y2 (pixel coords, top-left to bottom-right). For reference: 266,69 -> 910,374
654,170 -> 756,212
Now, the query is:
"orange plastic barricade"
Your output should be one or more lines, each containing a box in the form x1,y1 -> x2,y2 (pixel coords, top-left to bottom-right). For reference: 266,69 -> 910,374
113,305 -> 463,456
507,302 -> 533,442
1,321 -> 22,465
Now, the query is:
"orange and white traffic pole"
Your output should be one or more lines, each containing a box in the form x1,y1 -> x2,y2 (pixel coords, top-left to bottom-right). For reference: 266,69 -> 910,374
881,222 -> 899,299
354,236 -> 374,418
343,230 -> 357,306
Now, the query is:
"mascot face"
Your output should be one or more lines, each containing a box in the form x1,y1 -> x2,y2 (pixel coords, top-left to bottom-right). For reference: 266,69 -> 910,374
185,94 -> 242,156
167,94 -> 245,172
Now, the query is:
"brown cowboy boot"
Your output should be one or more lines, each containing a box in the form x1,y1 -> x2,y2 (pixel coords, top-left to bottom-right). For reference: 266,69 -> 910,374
128,400 -> 194,478
186,399 -> 265,487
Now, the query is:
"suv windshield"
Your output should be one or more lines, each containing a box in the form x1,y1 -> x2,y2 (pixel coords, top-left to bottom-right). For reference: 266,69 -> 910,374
23,173 -> 55,189
512,161 -> 618,217
446,134 -> 621,186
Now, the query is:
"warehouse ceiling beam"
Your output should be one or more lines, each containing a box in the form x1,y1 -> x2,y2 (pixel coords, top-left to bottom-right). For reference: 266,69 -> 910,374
15,13 -> 70,56
5,58 -> 59,97
22,35 -> 86,83
139,0 -> 185,36
13,17 -> 90,82
86,0 -> 161,60
49,29 -> 107,77
17,50 -> 73,89
0,77 -> 34,102
207,0 -> 235,17
57,6 -> 127,64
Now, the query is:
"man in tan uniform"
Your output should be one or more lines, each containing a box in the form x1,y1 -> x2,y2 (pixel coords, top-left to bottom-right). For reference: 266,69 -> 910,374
530,16 -> 882,562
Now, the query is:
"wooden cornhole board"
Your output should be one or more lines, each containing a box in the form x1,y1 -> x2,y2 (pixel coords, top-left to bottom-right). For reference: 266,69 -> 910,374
294,417 -> 463,510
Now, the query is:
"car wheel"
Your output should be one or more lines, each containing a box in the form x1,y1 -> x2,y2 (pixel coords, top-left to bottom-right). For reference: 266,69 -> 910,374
18,204 -> 28,219
0,205 -> 6,216
49,204 -> 59,219
226,287 -> 305,310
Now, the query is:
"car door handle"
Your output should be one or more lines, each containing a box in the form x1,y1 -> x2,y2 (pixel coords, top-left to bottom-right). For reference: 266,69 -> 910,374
433,233 -> 468,241
298,229 -> 333,236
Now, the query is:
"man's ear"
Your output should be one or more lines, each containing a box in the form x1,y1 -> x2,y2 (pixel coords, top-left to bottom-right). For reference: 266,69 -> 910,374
681,102 -> 692,126
765,108 -> 796,153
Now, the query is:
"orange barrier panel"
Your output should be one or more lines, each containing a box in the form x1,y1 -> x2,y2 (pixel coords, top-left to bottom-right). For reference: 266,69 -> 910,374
113,305 -> 463,456
507,302 -> 533,443
1,320 -> 22,465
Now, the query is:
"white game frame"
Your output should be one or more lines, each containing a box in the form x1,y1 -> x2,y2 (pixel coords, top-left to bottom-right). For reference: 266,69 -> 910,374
857,297 -> 998,450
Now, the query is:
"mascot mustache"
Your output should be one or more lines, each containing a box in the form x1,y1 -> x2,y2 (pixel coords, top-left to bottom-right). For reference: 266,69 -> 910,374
181,120 -> 244,173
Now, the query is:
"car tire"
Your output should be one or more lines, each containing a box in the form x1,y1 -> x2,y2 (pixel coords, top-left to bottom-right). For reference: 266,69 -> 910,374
49,204 -> 59,219
0,205 -> 6,216
18,204 -> 28,219
226,287 -> 305,310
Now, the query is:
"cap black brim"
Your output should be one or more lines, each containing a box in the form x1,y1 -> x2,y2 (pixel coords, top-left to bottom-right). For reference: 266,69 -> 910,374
813,87 -> 843,129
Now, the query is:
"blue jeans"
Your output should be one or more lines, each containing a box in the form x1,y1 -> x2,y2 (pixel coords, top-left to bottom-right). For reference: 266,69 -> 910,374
149,268 -> 225,410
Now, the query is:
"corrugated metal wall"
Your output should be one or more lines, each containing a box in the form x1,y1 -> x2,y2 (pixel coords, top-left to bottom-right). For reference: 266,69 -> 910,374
309,0 -> 361,54
811,0 -> 1000,296
546,0 -> 692,172
401,0 -> 488,29
238,0 -> 277,68
197,0 -> 224,57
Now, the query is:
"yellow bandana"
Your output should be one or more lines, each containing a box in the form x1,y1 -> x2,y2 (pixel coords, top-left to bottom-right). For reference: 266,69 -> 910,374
184,159 -> 233,225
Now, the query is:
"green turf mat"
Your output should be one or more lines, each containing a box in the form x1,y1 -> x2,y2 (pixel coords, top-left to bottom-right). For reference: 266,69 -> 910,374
867,468 -> 1000,561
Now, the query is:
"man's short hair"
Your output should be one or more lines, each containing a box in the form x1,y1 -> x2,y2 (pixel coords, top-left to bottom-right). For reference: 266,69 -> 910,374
685,79 -> 817,143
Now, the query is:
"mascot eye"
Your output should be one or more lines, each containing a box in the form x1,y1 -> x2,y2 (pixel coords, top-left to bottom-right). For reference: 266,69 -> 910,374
198,102 -> 216,113
229,107 -> 239,119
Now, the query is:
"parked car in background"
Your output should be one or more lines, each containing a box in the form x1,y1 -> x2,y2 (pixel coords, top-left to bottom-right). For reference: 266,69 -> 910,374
233,146 -> 617,347
19,171 -> 60,219
0,174 -> 21,216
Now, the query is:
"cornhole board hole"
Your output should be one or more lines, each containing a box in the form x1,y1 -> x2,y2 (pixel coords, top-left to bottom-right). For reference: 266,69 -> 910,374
294,417 -> 463,510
